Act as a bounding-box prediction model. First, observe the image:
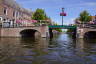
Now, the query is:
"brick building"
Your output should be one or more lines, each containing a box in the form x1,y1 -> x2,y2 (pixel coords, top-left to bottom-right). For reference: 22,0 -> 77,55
0,0 -> 33,27
92,16 -> 96,21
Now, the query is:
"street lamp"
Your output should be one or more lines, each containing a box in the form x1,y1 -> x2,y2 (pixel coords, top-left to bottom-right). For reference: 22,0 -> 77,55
60,8 -> 66,26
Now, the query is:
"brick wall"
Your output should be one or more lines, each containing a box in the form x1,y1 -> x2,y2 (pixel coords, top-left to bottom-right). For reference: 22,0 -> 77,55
0,4 -> 4,15
0,0 -> 33,27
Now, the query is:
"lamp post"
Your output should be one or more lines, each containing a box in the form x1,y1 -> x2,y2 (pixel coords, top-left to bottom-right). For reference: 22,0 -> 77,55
60,8 -> 66,26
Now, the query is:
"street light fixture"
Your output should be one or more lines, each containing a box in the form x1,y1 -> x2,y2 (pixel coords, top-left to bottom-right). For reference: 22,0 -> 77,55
60,8 -> 66,26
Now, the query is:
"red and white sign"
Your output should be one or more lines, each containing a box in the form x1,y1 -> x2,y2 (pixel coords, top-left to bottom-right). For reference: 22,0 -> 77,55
60,12 -> 66,16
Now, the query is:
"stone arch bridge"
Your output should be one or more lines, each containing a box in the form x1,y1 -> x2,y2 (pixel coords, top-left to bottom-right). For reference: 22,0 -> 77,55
77,27 -> 96,38
0,26 -> 49,38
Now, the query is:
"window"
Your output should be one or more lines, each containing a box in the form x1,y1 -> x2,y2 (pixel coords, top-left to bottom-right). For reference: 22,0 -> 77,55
0,17 -> 2,21
13,11 -> 15,17
4,8 -> 7,15
16,11 -> 19,17
13,11 -> 19,17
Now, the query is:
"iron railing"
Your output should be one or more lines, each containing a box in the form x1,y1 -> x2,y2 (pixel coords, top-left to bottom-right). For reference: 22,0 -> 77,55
77,23 -> 96,28
0,22 -> 50,28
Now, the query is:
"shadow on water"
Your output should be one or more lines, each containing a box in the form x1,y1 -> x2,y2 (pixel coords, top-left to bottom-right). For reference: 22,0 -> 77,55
76,38 -> 96,54
84,38 -> 96,43
49,33 -> 62,48
21,37 -> 35,43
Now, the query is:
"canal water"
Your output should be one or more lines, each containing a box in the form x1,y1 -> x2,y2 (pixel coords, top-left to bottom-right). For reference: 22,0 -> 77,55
0,33 -> 96,64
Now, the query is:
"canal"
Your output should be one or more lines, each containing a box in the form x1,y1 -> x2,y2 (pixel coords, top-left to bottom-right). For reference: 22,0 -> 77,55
0,33 -> 96,64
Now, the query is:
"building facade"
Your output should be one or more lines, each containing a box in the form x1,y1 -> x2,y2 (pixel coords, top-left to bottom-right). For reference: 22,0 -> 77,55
92,16 -> 96,21
0,0 -> 33,27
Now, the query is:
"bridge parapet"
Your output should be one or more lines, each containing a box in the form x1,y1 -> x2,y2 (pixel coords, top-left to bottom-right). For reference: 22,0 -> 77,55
77,23 -> 96,28
0,26 -> 49,38
49,25 -> 77,29
76,26 -> 96,38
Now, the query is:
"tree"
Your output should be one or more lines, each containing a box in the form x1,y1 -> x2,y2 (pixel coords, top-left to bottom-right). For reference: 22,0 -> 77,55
32,8 -> 49,20
53,23 -> 62,32
79,10 -> 92,22
54,29 -> 62,32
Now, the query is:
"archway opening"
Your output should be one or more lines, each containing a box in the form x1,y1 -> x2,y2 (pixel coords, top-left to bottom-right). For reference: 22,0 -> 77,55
20,29 -> 37,38
84,31 -> 96,39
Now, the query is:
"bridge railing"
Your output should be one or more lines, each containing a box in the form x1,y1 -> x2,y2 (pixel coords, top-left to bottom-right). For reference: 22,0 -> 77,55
77,23 -> 96,28
0,22 -> 50,28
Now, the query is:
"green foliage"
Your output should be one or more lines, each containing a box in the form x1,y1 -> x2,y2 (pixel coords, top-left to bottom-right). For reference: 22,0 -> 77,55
32,8 -> 49,20
67,29 -> 74,32
79,10 -> 92,22
54,29 -> 62,32
53,23 -> 62,32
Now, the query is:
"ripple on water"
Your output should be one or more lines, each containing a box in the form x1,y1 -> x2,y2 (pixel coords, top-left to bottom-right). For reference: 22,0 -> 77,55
0,34 -> 96,64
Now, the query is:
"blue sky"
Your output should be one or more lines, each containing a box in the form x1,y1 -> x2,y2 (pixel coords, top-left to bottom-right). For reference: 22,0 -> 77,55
16,0 -> 96,25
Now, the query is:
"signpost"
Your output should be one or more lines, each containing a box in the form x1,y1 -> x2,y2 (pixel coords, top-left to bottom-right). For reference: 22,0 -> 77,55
60,8 -> 66,26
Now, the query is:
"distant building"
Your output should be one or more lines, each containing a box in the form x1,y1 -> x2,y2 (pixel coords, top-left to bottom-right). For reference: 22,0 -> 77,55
92,15 -> 96,21
0,0 -> 33,27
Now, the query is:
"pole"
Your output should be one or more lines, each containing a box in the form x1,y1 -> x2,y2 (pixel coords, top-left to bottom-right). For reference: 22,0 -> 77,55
62,8 -> 64,26
62,15 -> 63,26
14,11 -> 17,27
40,20 -> 41,26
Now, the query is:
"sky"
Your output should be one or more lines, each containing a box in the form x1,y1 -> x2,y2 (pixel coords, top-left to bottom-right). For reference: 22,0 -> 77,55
16,0 -> 96,25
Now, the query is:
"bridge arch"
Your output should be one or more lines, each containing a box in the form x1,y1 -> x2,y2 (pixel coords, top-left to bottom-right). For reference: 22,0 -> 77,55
20,29 -> 41,38
0,26 -> 49,38
84,31 -> 96,38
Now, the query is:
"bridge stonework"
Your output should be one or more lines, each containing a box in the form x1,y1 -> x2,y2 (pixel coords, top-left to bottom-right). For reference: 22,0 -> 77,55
77,27 -> 96,38
0,26 -> 49,38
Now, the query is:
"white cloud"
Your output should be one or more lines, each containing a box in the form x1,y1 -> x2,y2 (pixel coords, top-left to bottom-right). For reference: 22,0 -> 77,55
16,0 -> 64,5
54,18 -> 75,25
79,2 -> 96,6
64,18 -> 75,25
65,2 -> 96,8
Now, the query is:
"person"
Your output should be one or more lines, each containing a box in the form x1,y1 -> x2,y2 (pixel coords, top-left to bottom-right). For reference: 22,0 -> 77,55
89,21 -> 94,24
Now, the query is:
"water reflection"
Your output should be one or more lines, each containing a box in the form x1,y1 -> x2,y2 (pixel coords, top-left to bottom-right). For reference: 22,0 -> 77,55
0,33 -> 96,64
0,38 -> 24,64
75,38 -> 96,64
76,38 -> 96,54
0,38 -> 49,64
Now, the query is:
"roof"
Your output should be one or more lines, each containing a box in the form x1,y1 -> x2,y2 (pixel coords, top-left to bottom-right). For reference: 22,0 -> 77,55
92,16 -> 96,20
2,0 -> 33,15
3,0 -> 20,9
